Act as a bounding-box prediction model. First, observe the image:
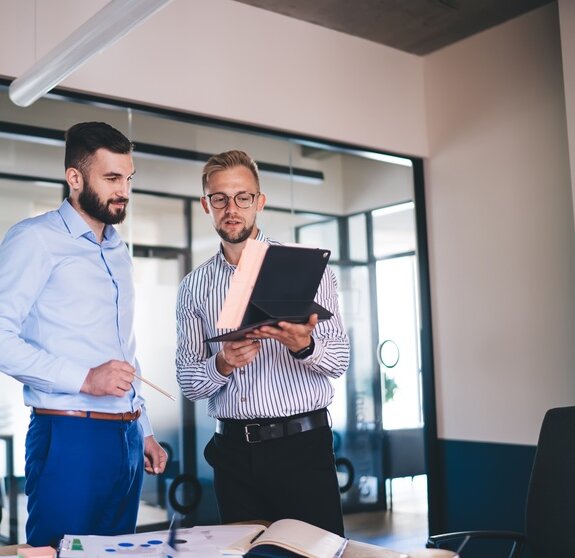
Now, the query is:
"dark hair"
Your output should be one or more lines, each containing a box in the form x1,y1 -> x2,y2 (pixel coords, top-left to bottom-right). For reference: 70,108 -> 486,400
201,150 -> 260,192
64,121 -> 133,172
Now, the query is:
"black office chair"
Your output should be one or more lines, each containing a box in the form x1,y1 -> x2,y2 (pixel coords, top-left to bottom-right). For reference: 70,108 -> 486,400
382,427 -> 426,509
426,406 -> 575,557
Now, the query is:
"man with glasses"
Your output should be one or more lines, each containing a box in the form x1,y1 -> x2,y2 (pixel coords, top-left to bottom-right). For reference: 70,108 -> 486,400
176,150 -> 350,535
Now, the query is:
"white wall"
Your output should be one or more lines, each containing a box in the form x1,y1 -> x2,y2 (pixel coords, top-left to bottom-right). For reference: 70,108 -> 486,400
424,3 -> 575,445
0,0 -> 427,158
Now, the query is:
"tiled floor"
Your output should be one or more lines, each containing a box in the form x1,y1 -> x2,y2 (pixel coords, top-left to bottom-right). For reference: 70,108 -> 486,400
3,475 -> 429,553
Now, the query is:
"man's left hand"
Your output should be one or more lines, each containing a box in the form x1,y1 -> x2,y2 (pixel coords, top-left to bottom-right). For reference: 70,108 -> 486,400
144,435 -> 168,475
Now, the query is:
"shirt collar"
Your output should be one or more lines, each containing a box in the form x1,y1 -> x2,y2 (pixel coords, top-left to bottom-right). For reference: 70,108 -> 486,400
58,199 -> 121,245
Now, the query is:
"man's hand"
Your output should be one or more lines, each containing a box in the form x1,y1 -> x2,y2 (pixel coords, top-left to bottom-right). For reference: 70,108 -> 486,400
247,314 -> 318,353
144,435 -> 168,475
80,359 -> 136,397
216,339 -> 261,376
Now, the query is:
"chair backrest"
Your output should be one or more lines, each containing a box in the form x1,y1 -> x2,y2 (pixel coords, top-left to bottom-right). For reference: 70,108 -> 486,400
382,427 -> 426,479
525,406 -> 575,556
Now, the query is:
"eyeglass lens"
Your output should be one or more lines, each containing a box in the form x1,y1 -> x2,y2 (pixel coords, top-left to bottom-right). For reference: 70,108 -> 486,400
208,193 -> 257,208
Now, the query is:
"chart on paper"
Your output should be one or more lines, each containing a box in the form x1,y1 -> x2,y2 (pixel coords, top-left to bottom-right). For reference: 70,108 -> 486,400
58,524 -> 264,558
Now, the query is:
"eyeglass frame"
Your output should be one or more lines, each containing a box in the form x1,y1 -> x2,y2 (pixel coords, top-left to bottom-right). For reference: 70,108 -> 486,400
204,191 -> 261,209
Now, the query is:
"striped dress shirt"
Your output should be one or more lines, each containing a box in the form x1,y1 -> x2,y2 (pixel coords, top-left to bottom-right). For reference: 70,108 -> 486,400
176,230 -> 350,419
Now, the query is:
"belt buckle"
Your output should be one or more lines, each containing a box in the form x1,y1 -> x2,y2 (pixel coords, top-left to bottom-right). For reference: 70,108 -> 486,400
244,423 -> 261,443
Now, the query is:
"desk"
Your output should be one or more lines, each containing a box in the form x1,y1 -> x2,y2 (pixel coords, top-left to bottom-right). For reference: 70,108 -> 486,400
344,540 -> 455,557
0,542 -> 455,558
0,544 -> 29,556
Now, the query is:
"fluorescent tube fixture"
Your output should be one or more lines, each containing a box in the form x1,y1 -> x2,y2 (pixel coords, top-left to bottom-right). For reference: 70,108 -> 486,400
358,151 -> 413,168
299,141 -> 413,168
9,0 -> 172,107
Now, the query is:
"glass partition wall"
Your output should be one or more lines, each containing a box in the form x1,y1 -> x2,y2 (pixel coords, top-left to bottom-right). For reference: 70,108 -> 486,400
0,83 -> 434,542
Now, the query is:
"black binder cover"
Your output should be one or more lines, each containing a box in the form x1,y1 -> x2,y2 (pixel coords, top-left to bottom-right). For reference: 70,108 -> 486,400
205,245 -> 333,342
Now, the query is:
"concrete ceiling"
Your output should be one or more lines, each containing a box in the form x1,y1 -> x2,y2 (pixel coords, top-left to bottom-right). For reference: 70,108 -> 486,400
232,0 -> 555,55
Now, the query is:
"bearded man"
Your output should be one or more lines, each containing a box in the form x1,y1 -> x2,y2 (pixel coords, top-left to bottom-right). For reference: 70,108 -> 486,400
0,121 -> 167,547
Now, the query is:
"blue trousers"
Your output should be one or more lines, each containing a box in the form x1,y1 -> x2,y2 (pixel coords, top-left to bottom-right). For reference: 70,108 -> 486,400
25,413 -> 144,547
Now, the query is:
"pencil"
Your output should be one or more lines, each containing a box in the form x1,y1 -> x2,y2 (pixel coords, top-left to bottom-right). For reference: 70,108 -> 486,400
133,373 -> 176,401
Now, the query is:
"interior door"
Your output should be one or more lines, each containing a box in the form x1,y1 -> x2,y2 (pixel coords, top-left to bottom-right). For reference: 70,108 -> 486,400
132,253 -> 186,529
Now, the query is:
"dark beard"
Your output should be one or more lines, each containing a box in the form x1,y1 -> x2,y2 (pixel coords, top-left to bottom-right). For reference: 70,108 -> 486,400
216,223 -> 254,244
78,180 -> 128,225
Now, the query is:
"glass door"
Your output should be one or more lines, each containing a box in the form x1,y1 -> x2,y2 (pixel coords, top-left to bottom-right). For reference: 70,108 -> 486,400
116,191 -> 190,530
372,202 -> 421,429
376,255 -> 422,429
299,218 -> 385,513
372,202 -> 426,513
132,254 -> 186,529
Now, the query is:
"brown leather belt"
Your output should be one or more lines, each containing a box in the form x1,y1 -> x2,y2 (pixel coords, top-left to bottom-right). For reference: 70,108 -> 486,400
33,408 -> 141,422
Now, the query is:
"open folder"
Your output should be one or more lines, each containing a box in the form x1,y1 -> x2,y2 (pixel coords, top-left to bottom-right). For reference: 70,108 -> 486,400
205,239 -> 333,342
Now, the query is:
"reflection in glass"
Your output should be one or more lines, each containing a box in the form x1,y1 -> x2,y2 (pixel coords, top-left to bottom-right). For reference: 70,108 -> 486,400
348,213 -> 368,262
116,193 -> 186,248
0,179 -> 62,238
372,201 -> 416,258
133,256 -> 183,527
297,218 -> 340,259
339,264 -> 377,428
0,179 -> 62,481
191,200 -> 220,268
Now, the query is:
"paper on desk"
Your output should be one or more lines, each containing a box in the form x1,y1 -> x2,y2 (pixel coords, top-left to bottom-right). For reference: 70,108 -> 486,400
345,539 -> 409,558
58,524 -> 264,558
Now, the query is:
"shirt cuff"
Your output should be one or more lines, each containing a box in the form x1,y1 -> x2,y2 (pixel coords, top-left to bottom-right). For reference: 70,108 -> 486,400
139,407 -> 153,437
205,354 -> 231,385
54,362 -> 91,394
303,337 -> 326,366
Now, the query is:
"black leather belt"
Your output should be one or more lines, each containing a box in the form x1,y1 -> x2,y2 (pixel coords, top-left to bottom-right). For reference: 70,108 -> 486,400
215,409 -> 329,443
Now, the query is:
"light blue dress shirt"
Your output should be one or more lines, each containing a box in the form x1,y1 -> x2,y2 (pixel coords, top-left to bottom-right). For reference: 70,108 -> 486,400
0,199 -> 152,436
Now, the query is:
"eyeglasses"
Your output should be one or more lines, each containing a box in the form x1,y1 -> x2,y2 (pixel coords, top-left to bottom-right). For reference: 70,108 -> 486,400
205,192 -> 260,209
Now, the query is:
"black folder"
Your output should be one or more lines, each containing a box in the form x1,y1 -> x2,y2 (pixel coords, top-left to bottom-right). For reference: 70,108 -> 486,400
205,244 -> 333,342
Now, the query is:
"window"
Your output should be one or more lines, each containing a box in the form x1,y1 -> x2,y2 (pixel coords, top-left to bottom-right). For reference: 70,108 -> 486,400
0,82 -> 431,539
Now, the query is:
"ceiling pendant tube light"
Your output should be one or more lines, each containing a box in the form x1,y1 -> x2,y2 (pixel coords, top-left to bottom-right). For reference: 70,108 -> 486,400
9,0 -> 173,107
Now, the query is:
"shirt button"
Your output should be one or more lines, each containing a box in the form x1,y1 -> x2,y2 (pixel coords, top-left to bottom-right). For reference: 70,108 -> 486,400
239,369 -> 245,375
240,397 -> 247,402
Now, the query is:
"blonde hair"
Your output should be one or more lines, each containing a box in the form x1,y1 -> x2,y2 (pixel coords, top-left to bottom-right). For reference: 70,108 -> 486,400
202,150 -> 260,192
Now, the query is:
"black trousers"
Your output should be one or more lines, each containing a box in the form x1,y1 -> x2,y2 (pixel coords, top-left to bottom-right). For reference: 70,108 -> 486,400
204,414 -> 344,536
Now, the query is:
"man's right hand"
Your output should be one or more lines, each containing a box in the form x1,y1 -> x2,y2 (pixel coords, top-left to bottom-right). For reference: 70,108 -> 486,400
81,359 -> 136,397
216,339 -> 261,376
